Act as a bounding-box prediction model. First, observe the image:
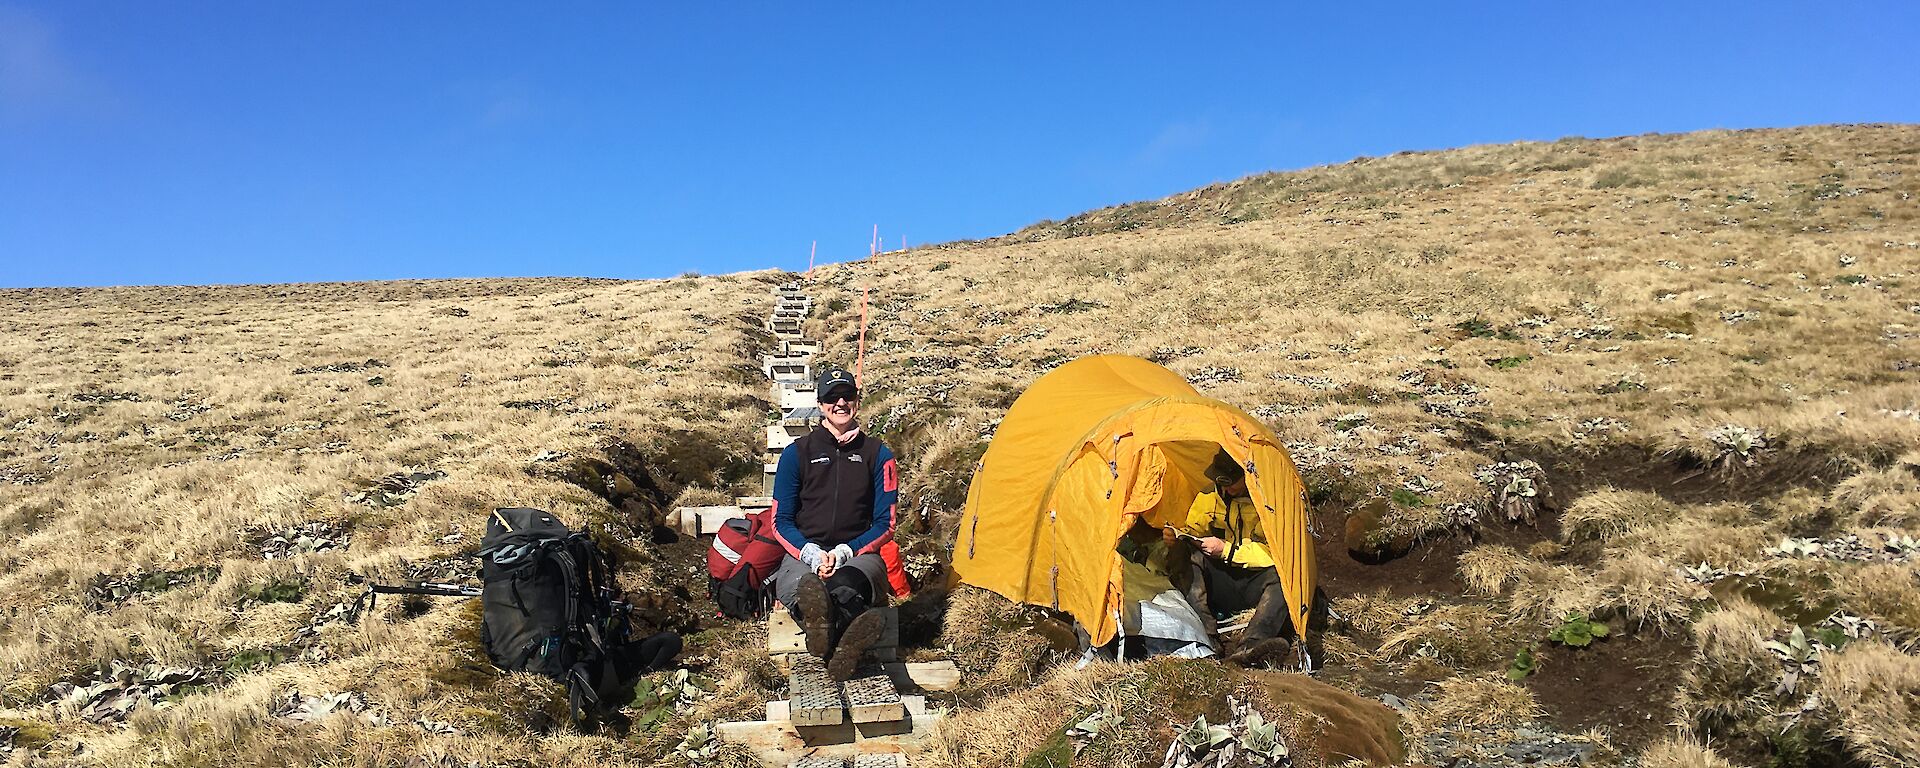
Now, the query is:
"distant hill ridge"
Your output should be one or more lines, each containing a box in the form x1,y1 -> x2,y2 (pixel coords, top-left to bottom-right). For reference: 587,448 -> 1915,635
987,123 -> 1916,244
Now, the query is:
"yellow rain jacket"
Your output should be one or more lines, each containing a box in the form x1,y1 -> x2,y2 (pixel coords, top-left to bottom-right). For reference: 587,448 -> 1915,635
1182,489 -> 1275,570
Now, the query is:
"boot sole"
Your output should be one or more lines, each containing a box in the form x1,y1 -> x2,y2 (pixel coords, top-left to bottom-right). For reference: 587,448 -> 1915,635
795,574 -> 832,659
827,610 -> 885,682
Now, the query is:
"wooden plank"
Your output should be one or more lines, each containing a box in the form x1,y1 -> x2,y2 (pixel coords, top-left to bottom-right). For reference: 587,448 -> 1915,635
780,386 -> 818,410
674,505 -> 745,536
783,407 -> 822,428
714,714 -> 939,765
769,607 -> 808,654
736,496 -> 774,510
844,673 -> 904,724
789,756 -> 844,768
884,661 -> 959,693
849,755 -> 905,768
788,655 -> 845,727
769,608 -> 899,656
770,695 -> 926,723
768,425 -> 798,451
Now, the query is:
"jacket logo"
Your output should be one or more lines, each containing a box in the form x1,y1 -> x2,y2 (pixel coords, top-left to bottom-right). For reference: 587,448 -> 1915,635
849,455 -> 865,463
810,456 -> 831,464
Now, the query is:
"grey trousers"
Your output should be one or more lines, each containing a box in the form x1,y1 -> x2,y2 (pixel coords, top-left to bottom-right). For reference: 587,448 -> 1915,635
772,552 -> 887,610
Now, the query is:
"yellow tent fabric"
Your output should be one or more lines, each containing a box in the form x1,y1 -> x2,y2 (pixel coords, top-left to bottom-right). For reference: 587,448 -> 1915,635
951,355 -> 1316,646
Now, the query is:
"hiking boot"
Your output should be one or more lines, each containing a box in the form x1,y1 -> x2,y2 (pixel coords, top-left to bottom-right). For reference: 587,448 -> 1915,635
795,574 -> 833,659
826,609 -> 885,682
1227,637 -> 1292,668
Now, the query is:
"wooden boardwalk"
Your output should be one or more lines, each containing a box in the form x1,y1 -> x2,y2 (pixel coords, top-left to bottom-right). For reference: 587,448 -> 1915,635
684,279 -> 959,768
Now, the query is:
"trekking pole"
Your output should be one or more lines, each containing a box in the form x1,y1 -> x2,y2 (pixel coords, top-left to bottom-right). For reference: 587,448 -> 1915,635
346,575 -> 482,621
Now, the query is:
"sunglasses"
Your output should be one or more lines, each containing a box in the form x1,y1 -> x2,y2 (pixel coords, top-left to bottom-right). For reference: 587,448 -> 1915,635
820,394 -> 860,405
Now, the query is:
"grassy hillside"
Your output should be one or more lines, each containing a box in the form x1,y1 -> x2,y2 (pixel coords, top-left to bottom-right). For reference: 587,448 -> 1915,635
3,123 -> 1917,767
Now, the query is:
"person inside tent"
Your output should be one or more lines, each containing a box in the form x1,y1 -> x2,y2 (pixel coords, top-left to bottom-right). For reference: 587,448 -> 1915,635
769,366 -> 902,681
1179,449 -> 1326,667
1110,520 -> 1219,659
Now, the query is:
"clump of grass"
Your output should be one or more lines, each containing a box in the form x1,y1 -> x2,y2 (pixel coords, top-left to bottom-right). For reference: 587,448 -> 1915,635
1562,488 -> 1679,544
940,585 -> 1055,698
1592,550 -> 1706,632
1828,464 -> 1920,528
1675,599 -> 1787,739
1637,735 -> 1739,768
1817,640 -> 1920,767
1417,676 -> 1541,729
1829,563 -> 1920,630
1377,603 -> 1520,666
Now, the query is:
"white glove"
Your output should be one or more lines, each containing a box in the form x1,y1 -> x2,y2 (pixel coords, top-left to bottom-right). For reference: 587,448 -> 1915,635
799,543 -> 826,571
831,544 -> 854,567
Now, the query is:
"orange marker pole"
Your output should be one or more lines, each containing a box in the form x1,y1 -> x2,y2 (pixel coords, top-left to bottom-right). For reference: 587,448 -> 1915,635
807,240 -> 816,277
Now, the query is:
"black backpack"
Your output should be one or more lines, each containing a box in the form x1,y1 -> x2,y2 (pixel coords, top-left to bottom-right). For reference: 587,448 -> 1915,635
474,507 -> 632,727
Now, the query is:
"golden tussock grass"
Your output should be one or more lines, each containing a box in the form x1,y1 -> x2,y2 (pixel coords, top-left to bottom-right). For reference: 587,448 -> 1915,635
1830,562 -> 1920,631
1415,675 -> 1542,731
1591,551 -> 1709,632
1561,489 -> 1679,545
1828,463 -> 1920,529
937,585 -> 1055,699
1674,599 -> 1787,737
1376,603 -> 1519,667
1637,735 -> 1740,768
0,275 -> 779,764
6,125 -> 1920,764
920,660 -> 1134,768
1815,641 -> 1920,768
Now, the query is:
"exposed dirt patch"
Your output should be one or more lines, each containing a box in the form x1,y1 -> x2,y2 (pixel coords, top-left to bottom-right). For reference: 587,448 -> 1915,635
623,533 -> 711,636
1316,504 -> 1558,601
1527,444 -> 1850,506
1522,629 -> 1693,751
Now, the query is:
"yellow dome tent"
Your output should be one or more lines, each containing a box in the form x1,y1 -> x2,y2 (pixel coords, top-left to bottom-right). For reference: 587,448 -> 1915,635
951,355 -> 1316,647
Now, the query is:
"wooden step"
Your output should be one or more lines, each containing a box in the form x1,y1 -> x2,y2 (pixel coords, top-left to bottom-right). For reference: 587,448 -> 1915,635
717,714 -> 935,767
788,655 -> 847,727
782,407 -> 823,427
768,607 -> 898,659
844,672 -> 904,724
783,752 -> 907,768
768,694 -> 926,723
769,365 -> 813,382
769,658 -> 958,695
778,385 -> 819,410
672,505 -> 745,536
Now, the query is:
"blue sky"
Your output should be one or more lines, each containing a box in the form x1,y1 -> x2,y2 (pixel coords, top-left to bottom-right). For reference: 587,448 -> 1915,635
2,3 -> 1915,288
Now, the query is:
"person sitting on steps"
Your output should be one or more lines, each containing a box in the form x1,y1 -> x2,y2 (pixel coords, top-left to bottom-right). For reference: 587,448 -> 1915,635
1179,448 -> 1328,668
770,366 -> 901,681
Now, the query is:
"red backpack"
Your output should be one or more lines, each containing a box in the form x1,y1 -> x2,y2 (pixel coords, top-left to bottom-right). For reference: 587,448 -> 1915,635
706,508 -> 787,619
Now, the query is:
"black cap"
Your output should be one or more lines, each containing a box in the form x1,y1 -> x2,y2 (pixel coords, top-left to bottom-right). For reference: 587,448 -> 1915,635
817,367 -> 859,402
1208,448 -> 1245,488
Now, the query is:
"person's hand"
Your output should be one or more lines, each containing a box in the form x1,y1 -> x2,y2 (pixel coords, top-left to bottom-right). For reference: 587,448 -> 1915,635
800,543 -> 826,571
816,550 -> 839,578
1200,537 -> 1227,558
1161,527 -> 1178,544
